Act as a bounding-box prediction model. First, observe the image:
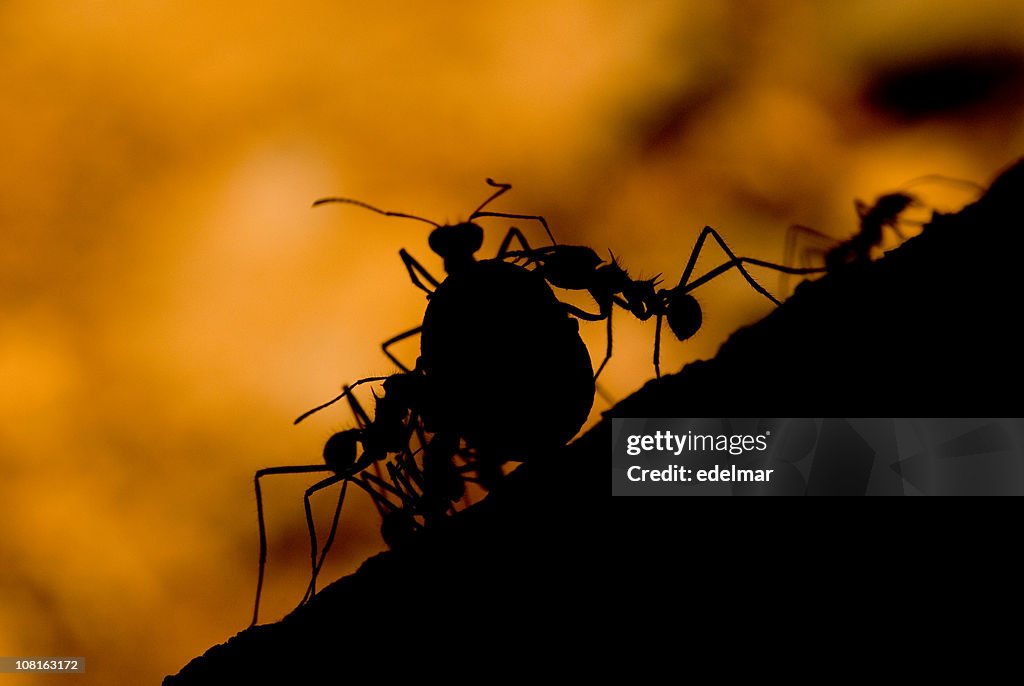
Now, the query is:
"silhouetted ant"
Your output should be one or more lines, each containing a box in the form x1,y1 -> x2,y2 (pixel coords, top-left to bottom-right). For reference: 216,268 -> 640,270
255,363 -> 506,626
251,374 -> 428,627
783,193 -> 918,288
781,176 -> 984,293
503,225 -> 825,378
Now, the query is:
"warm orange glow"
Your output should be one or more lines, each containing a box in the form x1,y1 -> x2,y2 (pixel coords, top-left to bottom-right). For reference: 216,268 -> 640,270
1,1 -> 1022,683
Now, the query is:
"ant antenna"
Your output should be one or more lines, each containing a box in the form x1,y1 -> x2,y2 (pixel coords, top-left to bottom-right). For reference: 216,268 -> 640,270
470,178 -> 513,216
469,177 -> 557,246
898,174 -> 985,193
294,376 -> 391,425
312,197 -> 441,228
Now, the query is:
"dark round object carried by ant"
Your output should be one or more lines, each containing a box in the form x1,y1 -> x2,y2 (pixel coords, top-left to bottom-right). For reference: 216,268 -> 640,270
420,257 -> 594,461
315,179 -> 595,463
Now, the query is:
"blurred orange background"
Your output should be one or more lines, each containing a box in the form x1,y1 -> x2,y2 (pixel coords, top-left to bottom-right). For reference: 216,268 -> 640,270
1,1 -> 1022,682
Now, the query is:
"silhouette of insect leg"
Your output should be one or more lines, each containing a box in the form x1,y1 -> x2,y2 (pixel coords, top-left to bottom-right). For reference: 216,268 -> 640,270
677,226 -> 785,304
472,210 -> 556,246
399,248 -> 440,295
252,464 -> 336,627
300,474 -> 347,603
781,224 -> 835,294
381,326 -> 422,373
496,226 -> 534,258
683,253 -> 826,302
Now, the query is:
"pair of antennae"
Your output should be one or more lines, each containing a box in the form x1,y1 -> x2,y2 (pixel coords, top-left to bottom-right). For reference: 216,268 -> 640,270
312,178 -> 514,230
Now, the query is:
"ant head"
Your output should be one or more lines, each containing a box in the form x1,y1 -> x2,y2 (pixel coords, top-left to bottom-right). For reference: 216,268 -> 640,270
381,371 -> 411,398
875,192 -> 918,213
665,291 -> 702,342
314,178 -> 514,270
428,222 -> 484,262
323,429 -> 360,472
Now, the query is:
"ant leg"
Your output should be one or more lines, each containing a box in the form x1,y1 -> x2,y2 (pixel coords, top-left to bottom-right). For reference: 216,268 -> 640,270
252,464 -> 334,627
399,248 -> 440,295
397,423 -> 428,492
496,227 -> 534,258
301,478 -> 349,605
562,303 -> 606,321
386,461 -> 422,507
679,226 -> 775,300
349,474 -> 402,516
361,470 -> 410,501
783,224 -> 833,294
654,313 -> 663,379
381,326 -> 421,372
594,307 -> 614,381
301,474 -> 347,603
684,255 -> 827,305
471,211 -> 556,246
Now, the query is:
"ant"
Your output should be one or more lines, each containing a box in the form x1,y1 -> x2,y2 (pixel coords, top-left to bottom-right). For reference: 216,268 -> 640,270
255,366 -> 498,627
781,175 -> 984,293
251,373 -> 428,627
783,192 -> 918,289
503,225 -> 826,378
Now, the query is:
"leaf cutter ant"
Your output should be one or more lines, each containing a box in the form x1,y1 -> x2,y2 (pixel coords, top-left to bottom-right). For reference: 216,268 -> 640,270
502,225 -> 825,377
780,175 -> 984,293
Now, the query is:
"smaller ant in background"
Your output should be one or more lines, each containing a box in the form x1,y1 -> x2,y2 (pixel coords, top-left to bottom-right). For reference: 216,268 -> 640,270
781,175 -> 984,294
782,193 -> 918,291
504,225 -> 824,378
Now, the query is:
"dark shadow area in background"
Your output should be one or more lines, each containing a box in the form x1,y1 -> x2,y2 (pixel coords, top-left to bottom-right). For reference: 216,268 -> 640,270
863,49 -> 1024,120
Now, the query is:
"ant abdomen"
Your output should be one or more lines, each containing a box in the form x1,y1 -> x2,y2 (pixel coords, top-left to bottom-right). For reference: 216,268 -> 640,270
323,430 -> 359,472
666,292 -> 702,342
